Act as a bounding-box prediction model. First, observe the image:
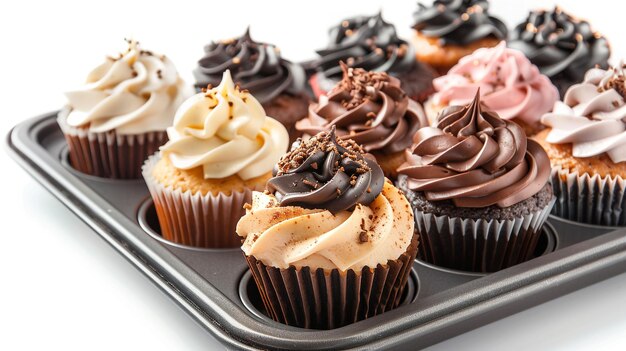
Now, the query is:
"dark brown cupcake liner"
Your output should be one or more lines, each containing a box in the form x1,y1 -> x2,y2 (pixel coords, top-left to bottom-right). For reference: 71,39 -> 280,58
244,234 -> 418,329
551,166 -> 626,226
413,198 -> 555,273
57,111 -> 167,179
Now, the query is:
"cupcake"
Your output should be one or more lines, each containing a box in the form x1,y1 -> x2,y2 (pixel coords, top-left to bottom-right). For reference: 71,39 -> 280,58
535,64 -> 626,226
508,6 -> 610,97
306,12 -> 436,103
296,63 -> 428,179
398,90 -> 554,272
412,0 -> 507,74
58,39 -> 188,178
193,28 -> 309,143
237,128 -> 418,329
425,42 -> 559,135
142,70 -> 289,248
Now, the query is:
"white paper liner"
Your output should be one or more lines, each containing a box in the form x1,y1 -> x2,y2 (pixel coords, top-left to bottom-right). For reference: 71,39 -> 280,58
57,110 -> 167,179
142,152 -> 261,248
412,197 -> 555,273
551,166 -> 626,226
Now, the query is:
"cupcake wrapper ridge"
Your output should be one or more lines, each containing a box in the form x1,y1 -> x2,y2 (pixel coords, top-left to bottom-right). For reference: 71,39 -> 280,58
413,197 -> 555,273
142,153 -> 256,248
551,166 -> 626,226
245,234 -> 418,329
58,111 -> 167,179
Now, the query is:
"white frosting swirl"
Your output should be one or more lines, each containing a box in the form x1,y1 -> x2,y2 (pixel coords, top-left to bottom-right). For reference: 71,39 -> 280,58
64,39 -> 188,134
237,182 -> 414,271
161,70 -> 289,180
541,64 -> 626,163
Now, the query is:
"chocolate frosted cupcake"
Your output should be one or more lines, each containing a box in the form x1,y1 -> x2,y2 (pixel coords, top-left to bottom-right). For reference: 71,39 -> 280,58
193,28 -> 309,142
398,91 -> 554,272
58,39 -> 188,178
412,0 -> 507,74
307,12 -> 436,103
143,71 -> 289,248
296,64 -> 428,179
509,7 -> 610,97
237,128 -> 418,329
426,42 -> 559,135
535,64 -> 626,226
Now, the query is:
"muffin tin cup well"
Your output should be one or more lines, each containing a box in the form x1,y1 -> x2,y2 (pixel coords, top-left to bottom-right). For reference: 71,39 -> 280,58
7,112 -> 626,350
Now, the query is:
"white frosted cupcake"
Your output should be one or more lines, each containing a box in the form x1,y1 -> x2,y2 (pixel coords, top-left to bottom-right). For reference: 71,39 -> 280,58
58,39 -> 189,178
143,70 -> 289,248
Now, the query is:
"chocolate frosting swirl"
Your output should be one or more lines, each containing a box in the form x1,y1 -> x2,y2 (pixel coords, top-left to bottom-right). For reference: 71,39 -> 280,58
296,64 -> 427,154
193,28 -> 306,104
508,7 -> 610,91
399,90 -> 550,208
267,127 -> 384,213
412,0 -> 507,46
309,12 -> 417,79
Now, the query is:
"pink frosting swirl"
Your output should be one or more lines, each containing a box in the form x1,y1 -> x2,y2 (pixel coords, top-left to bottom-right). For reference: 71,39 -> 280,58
432,42 -> 558,125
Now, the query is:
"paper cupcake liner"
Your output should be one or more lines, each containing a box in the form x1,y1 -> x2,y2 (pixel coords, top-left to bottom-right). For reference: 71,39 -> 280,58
413,198 -> 555,273
551,166 -> 626,226
57,111 -> 167,179
142,153 -> 258,248
244,234 -> 418,329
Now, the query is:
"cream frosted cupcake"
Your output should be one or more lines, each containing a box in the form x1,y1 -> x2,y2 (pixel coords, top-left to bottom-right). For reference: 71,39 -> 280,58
535,64 -> 626,226
237,128 -> 418,329
58,39 -> 188,178
425,42 -> 558,135
143,70 -> 289,248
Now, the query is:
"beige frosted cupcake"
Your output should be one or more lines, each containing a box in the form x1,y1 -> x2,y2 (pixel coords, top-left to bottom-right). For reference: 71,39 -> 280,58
143,70 -> 289,248
237,128 -> 418,329
58,39 -> 188,178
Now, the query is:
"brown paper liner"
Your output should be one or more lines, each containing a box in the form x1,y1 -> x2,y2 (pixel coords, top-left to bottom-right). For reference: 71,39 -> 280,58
57,111 -> 167,179
413,198 -> 555,273
143,153 -> 258,248
551,166 -> 626,226
244,234 -> 418,329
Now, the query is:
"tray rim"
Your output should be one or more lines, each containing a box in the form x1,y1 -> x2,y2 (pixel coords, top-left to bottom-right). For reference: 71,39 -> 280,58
6,112 -> 626,350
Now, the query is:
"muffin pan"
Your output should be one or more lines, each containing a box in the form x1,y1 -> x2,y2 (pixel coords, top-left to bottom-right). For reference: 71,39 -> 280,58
7,112 -> 626,350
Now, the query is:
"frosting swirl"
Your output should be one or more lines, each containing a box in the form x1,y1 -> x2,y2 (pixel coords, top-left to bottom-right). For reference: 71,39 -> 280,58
309,12 -> 416,80
297,65 -> 427,154
508,7 -> 610,93
412,0 -> 507,46
237,181 -> 413,271
541,65 -> 626,163
267,127 -> 384,214
193,28 -> 306,104
160,70 -> 289,180
399,91 -> 550,208
432,42 -> 558,124
64,39 -> 188,134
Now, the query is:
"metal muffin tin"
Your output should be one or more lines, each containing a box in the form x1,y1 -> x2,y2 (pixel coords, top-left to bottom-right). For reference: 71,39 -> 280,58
7,112 -> 626,350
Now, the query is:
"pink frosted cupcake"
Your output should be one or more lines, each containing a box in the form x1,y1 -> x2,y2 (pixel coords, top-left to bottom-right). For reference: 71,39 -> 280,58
425,41 -> 558,135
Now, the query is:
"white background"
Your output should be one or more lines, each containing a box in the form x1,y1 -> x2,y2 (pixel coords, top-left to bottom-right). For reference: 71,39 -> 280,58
2,1 -> 626,350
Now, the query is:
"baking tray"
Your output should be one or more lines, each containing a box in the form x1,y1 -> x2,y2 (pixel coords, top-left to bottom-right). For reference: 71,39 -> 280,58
6,111 -> 626,350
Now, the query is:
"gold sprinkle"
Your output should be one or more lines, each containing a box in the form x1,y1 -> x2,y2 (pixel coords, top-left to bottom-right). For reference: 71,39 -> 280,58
461,13 -> 470,21
526,23 -> 537,33
341,20 -> 350,28
232,57 -> 241,64
575,33 -> 583,42
345,29 -> 354,36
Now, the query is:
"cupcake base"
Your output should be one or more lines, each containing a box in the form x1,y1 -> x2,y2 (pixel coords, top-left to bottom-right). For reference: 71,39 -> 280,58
244,234 -> 418,329
398,176 -> 555,272
262,93 -> 310,144
143,153 -> 267,248
57,111 -> 167,179
412,32 -> 501,74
